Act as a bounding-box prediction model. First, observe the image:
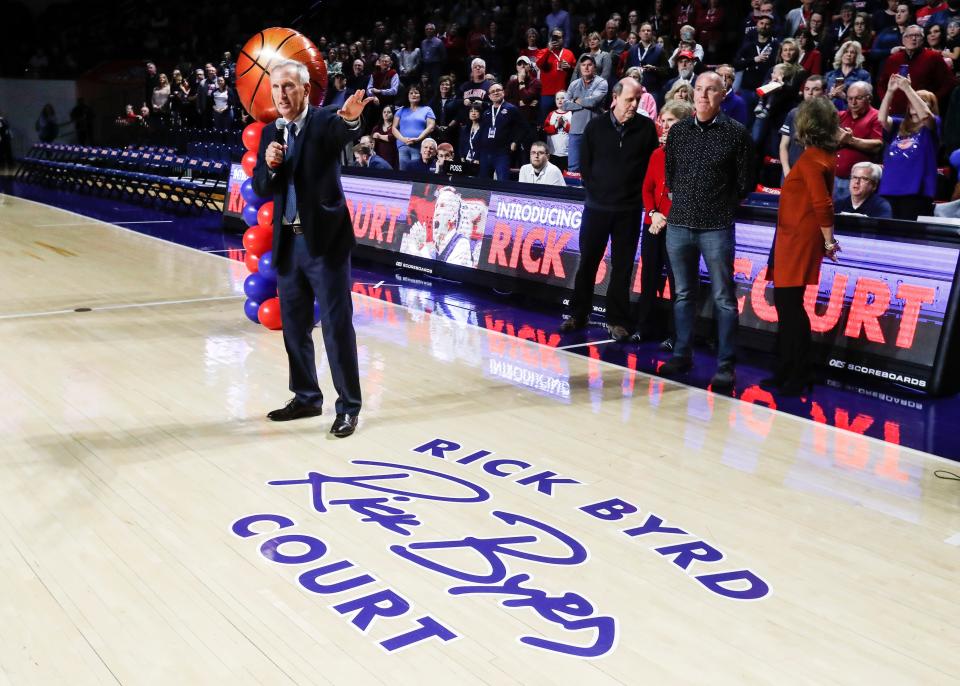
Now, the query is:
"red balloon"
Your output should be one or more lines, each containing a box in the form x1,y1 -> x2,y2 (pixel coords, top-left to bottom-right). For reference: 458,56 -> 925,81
244,250 -> 260,273
242,121 -> 267,151
236,28 -> 329,122
257,201 -> 275,227
242,225 -> 274,258
241,150 -> 258,177
258,297 -> 283,330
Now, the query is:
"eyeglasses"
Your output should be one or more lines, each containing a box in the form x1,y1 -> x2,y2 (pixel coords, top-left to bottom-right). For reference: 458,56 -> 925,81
850,175 -> 874,182
904,33 -> 923,39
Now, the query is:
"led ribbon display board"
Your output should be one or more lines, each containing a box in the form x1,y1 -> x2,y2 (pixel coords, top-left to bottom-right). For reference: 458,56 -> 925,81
225,166 -> 960,393
223,162 -> 249,222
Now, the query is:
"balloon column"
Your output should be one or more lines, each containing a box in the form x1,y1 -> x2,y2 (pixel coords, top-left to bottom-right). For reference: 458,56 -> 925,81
239,121 -> 282,329
234,28 -> 328,331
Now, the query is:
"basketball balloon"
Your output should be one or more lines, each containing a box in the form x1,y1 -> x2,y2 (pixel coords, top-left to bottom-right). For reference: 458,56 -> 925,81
236,28 -> 328,122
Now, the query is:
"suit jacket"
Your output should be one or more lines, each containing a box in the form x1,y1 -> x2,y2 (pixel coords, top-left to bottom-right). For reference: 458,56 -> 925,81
253,105 -> 358,272
625,42 -> 669,94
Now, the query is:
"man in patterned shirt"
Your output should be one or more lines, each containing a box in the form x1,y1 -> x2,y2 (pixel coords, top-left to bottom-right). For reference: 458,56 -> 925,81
659,71 -> 755,392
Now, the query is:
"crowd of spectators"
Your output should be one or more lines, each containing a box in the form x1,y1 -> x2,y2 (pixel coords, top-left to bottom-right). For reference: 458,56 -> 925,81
10,0 -> 960,216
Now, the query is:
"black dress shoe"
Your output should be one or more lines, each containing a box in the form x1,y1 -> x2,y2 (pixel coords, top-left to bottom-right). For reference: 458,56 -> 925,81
659,356 -> 693,377
758,374 -> 785,390
779,375 -> 814,397
330,413 -> 359,438
267,399 -> 322,422
710,364 -> 736,391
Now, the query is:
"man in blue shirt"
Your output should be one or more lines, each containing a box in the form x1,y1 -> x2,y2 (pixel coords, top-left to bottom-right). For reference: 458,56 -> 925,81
546,0 -> 573,47
421,23 -> 447,84
717,65 -> 749,126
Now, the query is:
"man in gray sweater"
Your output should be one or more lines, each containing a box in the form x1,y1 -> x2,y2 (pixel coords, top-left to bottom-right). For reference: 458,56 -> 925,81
563,55 -> 608,174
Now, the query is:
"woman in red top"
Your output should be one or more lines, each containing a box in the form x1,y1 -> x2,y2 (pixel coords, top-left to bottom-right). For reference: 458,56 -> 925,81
765,97 -> 841,395
635,100 -> 693,344
797,30 -> 823,75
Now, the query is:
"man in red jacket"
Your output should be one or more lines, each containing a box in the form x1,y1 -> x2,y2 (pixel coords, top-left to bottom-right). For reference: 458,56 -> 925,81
877,24 -> 955,114
536,29 -> 576,128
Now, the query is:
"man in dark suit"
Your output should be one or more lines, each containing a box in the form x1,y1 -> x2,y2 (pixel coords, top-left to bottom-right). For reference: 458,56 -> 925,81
253,59 -> 372,438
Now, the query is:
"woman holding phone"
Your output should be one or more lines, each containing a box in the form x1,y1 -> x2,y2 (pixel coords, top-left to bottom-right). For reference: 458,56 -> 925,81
825,41 -> 871,111
877,73 -> 939,219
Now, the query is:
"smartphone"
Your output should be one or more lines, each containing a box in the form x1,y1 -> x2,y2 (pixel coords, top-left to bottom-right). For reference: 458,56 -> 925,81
898,63 -> 909,76
834,77 -> 844,86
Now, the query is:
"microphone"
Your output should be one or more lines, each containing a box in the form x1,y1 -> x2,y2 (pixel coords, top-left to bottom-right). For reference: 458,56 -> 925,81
274,118 -> 287,143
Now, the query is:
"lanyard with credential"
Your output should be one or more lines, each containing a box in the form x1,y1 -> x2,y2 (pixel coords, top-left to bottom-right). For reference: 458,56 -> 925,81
489,104 -> 501,139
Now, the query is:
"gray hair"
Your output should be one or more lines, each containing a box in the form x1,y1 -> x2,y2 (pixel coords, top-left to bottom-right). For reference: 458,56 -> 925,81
271,59 -> 309,85
421,137 -> 438,149
832,40 -> 865,70
851,161 -> 882,184
471,57 -> 486,70
847,80 -> 872,97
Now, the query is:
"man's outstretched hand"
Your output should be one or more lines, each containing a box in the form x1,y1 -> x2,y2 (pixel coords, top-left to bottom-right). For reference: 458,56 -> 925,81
339,90 -> 375,122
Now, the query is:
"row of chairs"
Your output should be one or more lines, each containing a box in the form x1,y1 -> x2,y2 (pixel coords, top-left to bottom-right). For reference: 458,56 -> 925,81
185,140 -> 245,163
166,126 -> 243,151
16,143 -> 228,212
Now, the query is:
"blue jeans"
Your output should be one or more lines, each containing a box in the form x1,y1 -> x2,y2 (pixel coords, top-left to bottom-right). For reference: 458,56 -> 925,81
397,144 -> 421,170
567,133 -> 583,173
665,224 -> 739,366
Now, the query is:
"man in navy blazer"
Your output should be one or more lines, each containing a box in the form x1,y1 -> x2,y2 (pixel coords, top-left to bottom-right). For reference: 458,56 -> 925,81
624,23 -> 670,101
253,59 -> 372,438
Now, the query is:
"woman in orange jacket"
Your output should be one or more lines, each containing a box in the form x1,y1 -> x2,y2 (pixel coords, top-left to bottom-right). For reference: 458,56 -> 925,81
764,97 -> 842,395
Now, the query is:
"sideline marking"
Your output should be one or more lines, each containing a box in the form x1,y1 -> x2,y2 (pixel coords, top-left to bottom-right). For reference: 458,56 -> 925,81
557,339 -> 616,350
0,295 -> 243,320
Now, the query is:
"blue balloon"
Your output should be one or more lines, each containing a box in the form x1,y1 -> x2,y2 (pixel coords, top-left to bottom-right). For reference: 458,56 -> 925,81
242,202 -> 260,227
950,148 -> 960,169
258,250 -> 277,280
243,298 -> 262,323
240,178 -> 266,209
243,273 -> 277,302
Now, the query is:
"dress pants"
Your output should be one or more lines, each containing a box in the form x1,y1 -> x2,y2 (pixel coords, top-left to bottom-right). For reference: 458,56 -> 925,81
772,286 -> 811,383
634,224 -> 674,336
278,234 -> 362,415
479,150 -> 511,180
569,206 -> 643,328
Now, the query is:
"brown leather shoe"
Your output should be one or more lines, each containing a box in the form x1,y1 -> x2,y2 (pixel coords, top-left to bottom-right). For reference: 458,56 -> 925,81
559,316 -> 586,332
607,324 -> 631,342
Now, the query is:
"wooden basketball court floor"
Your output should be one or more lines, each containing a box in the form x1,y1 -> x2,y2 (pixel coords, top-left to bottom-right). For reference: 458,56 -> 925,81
1,193 -> 959,685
